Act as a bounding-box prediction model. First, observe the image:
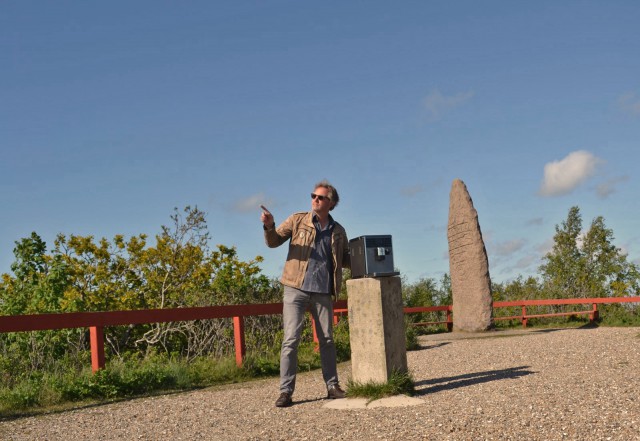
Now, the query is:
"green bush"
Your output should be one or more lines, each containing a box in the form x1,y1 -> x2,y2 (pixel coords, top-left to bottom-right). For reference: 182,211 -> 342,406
0,379 -> 41,410
56,368 -> 121,401
405,319 -> 419,351
599,304 -> 640,326
333,319 -> 351,361
242,353 -> 280,377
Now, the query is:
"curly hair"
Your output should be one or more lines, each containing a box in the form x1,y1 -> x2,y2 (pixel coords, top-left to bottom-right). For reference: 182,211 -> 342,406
314,180 -> 339,210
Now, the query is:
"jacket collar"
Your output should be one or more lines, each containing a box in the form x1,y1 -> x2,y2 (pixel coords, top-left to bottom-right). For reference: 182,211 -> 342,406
305,211 -> 334,229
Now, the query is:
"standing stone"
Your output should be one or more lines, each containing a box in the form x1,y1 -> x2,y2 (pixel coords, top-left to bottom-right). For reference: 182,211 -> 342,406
447,179 -> 493,332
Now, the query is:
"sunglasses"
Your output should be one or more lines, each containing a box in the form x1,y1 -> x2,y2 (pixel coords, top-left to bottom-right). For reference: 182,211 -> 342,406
310,193 -> 331,202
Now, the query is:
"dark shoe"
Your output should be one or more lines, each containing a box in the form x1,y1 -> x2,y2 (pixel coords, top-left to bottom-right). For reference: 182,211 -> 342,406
275,392 -> 292,407
327,384 -> 346,399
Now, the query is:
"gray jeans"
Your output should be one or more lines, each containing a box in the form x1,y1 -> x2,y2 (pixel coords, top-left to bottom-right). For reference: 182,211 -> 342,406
280,286 -> 338,394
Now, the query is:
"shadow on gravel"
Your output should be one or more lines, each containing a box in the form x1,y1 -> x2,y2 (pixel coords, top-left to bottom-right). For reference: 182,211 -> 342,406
289,397 -> 326,407
414,366 -> 535,395
530,322 -> 599,334
0,387 -> 201,421
412,342 -> 451,352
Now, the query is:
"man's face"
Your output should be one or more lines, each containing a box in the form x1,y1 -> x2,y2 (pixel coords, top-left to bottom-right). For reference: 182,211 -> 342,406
311,186 -> 333,215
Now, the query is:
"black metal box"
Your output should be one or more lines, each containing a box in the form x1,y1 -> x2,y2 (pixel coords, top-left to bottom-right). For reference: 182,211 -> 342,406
348,235 -> 399,278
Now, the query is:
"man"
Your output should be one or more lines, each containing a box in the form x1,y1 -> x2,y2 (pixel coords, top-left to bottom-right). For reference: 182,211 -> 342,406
261,180 -> 350,408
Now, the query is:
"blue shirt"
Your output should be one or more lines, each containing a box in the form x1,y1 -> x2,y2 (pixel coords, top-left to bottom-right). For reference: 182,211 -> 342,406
301,214 -> 335,294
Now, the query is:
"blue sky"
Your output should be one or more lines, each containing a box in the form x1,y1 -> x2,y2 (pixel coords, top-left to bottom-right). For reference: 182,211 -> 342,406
2,1 -> 639,285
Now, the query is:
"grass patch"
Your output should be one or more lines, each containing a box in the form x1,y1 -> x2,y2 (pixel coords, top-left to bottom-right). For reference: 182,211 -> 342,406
0,353 -> 255,418
0,333 -> 352,418
346,370 -> 415,402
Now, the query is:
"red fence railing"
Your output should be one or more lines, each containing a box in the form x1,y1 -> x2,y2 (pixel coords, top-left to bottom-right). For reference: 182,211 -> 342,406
492,297 -> 640,327
0,301 -> 340,373
1,297 -> 638,373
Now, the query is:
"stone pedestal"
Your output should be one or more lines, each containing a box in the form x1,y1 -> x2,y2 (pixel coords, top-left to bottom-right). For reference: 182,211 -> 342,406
346,277 -> 408,384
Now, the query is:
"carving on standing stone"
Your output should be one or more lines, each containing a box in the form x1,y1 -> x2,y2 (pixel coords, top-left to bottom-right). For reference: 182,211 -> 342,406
447,179 -> 493,332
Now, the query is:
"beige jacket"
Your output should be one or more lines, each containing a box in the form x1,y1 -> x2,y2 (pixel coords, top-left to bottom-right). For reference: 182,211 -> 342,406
264,211 -> 350,297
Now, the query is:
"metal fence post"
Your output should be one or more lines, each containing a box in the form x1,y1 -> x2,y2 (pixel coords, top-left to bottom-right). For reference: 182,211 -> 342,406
591,303 -> 599,323
90,326 -> 106,373
233,316 -> 246,367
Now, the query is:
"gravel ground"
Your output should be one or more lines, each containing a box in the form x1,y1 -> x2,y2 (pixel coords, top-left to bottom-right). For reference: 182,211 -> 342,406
1,326 -> 639,441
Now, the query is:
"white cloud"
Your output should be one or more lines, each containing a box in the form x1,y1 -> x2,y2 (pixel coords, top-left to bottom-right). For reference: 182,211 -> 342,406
538,150 -> 604,197
515,254 -> 539,269
618,91 -> 640,116
423,89 -> 474,120
493,239 -> 526,256
400,184 -> 424,197
619,244 -> 629,257
536,238 -> 555,256
232,193 -> 273,213
496,254 -> 537,275
536,232 -> 587,254
525,217 -> 544,226
596,175 -> 629,199
423,224 -> 446,233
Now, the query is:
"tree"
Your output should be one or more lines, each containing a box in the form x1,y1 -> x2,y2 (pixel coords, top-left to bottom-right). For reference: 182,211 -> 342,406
0,206 -> 281,365
0,233 -> 79,371
53,233 -> 148,313
401,274 -> 452,328
135,206 -> 279,359
582,216 -> 640,297
0,232 -> 71,315
539,206 -> 640,298
436,273 -> 452,306
492,276 -> 542,302
403,277 -> 437,309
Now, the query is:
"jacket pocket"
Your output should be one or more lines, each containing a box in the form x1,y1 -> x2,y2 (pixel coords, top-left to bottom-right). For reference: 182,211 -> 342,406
290,225 -> 314,247
287,225 -> 314,262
